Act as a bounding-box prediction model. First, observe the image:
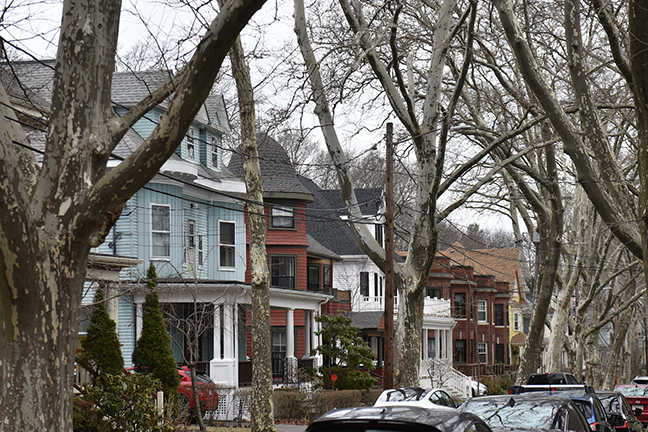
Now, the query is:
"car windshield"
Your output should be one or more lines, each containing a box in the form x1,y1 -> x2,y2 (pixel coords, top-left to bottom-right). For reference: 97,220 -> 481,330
380,389 -> 429,402
617,387 -> 648,397
462,399 -> 560,429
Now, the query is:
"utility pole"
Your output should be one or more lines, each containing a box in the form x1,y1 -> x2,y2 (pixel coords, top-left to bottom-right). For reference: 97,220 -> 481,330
384,123 -> 394,389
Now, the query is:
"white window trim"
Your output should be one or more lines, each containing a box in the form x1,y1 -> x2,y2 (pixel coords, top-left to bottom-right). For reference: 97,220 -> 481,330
198,233 -> 204,269
218,220 -> 236,271
150,203 -> 171,261
513,312 -> 521,331
210,135 -> 219,169
187,127 -> 196,161
477,342 -> 488,363
478,300 -> 487,323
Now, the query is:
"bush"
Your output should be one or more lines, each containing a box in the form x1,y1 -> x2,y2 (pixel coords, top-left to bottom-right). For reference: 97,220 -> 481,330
481,374 -> 515,395
75,372 -> 172,432
274,388 -> 367,422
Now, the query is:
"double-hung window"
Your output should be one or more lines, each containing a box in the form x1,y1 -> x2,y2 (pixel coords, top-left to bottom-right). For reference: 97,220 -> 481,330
495,304 -> 505,326
478,300 -> 487,323
271,256 -> 295,289
151,204 -> 171,259
219,221 -> 236,269
513,312 -> 521,331
360,272 -> 369,297
454,293 -> 466,318
271,205 -> 295,229
477,342 -> 488,363
308,265 -> 320,291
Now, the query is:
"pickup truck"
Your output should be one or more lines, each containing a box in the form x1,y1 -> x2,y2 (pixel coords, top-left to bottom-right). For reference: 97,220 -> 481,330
510,372 -> 593,394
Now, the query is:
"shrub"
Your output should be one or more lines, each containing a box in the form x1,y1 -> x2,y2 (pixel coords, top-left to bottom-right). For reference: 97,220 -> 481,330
75,372 -> 172,432
481,374 -> 515,395
132,263 -> 180,398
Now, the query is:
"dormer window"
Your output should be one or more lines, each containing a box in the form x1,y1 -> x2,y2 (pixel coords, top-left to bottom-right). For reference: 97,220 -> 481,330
187,127 -> 195,160
271,205 -> 295,229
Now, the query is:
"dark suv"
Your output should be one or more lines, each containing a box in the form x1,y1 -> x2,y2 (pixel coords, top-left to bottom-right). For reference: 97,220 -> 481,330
527,372 -> 582,385
561,392 -> 614,432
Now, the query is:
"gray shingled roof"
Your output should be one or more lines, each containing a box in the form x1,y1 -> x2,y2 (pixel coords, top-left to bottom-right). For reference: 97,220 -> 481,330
307,234 -> 341,260
1,60 -> 227,131
227,133 -> 314,199
349,311 -> 384,330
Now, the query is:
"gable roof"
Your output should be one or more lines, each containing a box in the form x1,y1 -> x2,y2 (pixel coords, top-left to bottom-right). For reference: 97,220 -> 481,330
438,242 -> 520,286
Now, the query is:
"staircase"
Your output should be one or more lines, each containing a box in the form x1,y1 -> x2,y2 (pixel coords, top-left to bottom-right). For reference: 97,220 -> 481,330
420,358 -> 473,401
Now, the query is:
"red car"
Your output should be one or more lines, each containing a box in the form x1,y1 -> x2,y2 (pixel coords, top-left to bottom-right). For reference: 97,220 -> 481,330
125,366 -> 219,412
177,366 -> 219,412
614,385 -> 648,425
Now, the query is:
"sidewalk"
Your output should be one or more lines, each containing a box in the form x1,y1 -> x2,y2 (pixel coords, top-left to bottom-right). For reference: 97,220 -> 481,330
276,424 -> 308,432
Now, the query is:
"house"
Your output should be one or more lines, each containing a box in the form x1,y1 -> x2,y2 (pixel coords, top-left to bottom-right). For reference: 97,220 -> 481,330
4,62 -> 332,419
299,176 -> 457,388
437,243 -> 524,376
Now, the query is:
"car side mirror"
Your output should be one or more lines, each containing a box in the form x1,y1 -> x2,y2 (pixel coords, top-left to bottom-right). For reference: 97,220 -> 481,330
635,407 -> 643,417
608,414 -> 624,427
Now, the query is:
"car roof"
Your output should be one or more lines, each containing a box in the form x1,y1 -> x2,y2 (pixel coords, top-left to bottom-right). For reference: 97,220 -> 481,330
462,393 -> 573,404
308,406 -> 486,432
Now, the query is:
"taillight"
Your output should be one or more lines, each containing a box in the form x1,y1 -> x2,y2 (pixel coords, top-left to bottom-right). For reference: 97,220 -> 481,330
590,422 -> 598,431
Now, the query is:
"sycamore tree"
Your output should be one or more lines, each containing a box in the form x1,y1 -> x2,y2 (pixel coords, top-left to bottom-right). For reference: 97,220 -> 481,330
0,0 -> 267,429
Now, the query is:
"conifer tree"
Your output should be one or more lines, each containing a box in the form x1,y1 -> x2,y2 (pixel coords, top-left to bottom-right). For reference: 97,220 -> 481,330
79,288 -> 124,377
132,263 -> 180,397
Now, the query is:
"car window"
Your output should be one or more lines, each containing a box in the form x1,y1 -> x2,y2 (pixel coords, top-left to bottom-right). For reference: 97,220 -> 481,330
621,397 -> 634,417
462,399 -> 560,429
592,397 -> 607,421
429,391 -> 442,405
567,375 -> 580,384
572,400 -> 593,420
438,391 -> 455,408
567,405 -> 591,432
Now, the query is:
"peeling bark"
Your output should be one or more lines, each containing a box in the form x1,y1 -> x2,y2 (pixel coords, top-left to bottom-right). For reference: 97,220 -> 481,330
0,0 -> 266,429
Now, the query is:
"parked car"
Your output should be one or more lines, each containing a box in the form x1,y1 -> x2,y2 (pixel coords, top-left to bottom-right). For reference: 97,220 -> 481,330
560,392 -> 614,432
177,366 -> 219,413
614,385 -> 648,425
126,365 -> 218,413
510,372 -> 591,394
631,377 -> 648,385
470,378 -> 488,396
374,388 -> 457,409
458,393 -> 592,432
306,406 -> 493,432
596,391 -> 643,432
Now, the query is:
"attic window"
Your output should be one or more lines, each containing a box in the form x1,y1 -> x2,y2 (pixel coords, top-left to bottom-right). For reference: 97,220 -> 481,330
211,136 -> 219,168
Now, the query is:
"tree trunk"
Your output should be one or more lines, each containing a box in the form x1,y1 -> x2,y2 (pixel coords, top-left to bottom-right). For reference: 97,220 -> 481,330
0,0 -> 267,429
229,37 -> 276,432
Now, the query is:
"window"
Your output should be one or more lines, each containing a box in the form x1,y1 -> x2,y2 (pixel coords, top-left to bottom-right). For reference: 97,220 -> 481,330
151,204 -> 170,258
323,265 -> 331,291
478,300 -> 487,322
308,264 -> 320,291
360,272 -> 369,297
495,344 -> 505,364
187,127 -> 195,160
211,136 -> 219,168
187,220 -> 196,248
455,339 -> 466,363
375,224 -> 383,246
454,293 -> 466,318
198,234 -> 204,266
374,273 -> 379,296
477,342 -> 487,363
219,221 -> 235,268
514,312 -> 521,331
426,286 -> 442,299
428,337 -> 436,358
495,304 -> 505,326
271,256 -> 295,289
271,205 -> 295,229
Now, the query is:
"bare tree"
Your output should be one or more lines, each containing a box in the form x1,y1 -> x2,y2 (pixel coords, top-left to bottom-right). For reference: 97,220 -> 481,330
0,0 -> 266,429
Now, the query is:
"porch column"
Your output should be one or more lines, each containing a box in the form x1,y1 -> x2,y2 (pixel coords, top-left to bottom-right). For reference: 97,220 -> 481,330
210,302 -> 236,387
136,302 -> 143,340
304,310 -> 311,357
285,308 -> 297,383
223,302 -> 234,360
422,329 -> 428,360
312,312 -> 321,368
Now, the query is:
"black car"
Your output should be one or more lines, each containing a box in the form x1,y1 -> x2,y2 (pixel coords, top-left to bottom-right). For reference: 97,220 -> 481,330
596,391 -> 643,432
527,372 -> 582,385
559,392 -> 614,432
458,393 -> 592,432
306,406 -> 492,432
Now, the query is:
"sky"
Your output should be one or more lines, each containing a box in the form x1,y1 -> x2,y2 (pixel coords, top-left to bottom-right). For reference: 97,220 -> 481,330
0,0 -> 512,234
